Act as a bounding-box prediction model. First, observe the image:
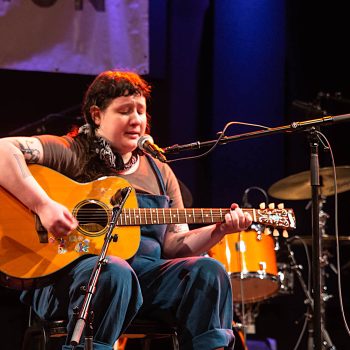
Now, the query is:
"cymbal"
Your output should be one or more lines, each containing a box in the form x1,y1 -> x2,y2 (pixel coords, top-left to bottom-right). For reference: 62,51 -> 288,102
289,235 -> 350,246
268,166 -> 350,200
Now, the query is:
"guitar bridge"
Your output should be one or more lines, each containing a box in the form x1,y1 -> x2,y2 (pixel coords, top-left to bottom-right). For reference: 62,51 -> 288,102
34,214 -> 48,243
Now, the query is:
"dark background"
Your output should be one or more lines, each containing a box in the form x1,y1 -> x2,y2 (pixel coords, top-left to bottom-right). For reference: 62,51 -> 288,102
1,1 -> 350,349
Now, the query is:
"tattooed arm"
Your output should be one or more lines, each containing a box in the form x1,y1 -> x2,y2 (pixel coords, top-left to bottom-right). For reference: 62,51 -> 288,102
0,137 -> 44,201
0,137 -> 77,237
15,137 -> 42,164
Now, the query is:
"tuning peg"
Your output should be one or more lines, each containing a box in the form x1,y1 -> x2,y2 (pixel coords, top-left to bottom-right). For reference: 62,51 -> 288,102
264,227 -> 271,235
277,203 -> 284,209
282,230 -> 289,238
259,202 -> 266,209
273,229 -> 279,237
268,203 -> 275,209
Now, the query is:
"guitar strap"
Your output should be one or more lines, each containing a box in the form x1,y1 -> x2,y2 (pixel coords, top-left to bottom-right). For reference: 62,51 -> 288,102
144,154 -> 167,196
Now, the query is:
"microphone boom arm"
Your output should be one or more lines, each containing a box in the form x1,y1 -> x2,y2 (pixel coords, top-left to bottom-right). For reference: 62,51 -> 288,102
163,114 -> 350,154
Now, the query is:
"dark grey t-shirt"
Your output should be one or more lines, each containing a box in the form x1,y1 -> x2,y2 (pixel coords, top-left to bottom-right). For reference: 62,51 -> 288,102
36,134 -> 184,209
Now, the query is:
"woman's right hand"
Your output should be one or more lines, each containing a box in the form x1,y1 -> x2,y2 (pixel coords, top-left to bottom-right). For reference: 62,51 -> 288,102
35,199 -> 78,238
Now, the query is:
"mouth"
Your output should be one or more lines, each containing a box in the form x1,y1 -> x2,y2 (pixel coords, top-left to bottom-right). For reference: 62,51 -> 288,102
125,132 -> 140,139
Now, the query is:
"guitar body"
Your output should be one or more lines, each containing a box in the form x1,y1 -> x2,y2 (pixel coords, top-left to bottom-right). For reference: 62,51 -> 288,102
0,165 -> 140,289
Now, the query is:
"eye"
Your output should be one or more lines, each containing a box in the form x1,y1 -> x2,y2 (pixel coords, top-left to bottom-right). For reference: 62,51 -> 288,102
118,108 -> 130,115
137,109 -> 146,115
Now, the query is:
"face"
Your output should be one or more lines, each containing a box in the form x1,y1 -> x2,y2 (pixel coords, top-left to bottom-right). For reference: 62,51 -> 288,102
92,94 -> 147,159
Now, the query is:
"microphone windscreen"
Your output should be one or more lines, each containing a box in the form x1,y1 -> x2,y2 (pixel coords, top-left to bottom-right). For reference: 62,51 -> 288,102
137,135 -> 153,149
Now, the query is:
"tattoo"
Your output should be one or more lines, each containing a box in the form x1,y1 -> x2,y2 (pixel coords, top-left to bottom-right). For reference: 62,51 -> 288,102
175,223 -> 189,233
16,140 -> 40,163
169,223 -> 189,234
13,154 -> 31,178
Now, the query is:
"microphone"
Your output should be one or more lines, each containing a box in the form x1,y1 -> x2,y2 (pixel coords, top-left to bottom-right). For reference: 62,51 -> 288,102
137,135 -> 167,163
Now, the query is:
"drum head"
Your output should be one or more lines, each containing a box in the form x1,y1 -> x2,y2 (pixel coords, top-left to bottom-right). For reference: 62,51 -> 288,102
231,273 -> 279,303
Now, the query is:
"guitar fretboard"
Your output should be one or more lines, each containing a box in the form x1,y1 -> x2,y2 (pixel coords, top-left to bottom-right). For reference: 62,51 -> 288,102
117,208 -> 254,226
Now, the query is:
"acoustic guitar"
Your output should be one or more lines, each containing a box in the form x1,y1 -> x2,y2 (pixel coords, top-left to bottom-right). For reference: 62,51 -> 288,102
0,165 -> 296,289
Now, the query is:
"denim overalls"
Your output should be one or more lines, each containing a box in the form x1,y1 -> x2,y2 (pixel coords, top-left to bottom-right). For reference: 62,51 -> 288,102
21,156 -> 235,350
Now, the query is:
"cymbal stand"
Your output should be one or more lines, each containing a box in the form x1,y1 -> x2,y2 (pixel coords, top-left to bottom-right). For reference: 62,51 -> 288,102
318,196 -> 329,237
285,241 -> 336,349
318,198 -> 338,348
315,195 -> 338,292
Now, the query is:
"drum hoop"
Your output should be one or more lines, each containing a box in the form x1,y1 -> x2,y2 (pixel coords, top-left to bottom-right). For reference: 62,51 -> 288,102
229,272 -> 279,282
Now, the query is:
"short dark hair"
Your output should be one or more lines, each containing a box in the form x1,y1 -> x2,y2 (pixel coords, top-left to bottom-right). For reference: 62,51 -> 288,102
82,71 -> 152,131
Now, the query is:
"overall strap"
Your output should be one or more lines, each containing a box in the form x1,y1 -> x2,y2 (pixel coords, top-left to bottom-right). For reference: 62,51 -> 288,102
145,155 -> 167,195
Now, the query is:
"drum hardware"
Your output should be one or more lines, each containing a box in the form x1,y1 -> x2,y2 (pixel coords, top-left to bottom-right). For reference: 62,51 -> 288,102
234,302 -> 260,336
243,305 -> 259,335
277,262 -> 294,295
285,239 -> 336,350
236,240 -> 247,253
290,234 -> 350,247
251,220 -> 288,253
289,195 -> 350,247
232,321 -> 248,350
319,249 -> 336,303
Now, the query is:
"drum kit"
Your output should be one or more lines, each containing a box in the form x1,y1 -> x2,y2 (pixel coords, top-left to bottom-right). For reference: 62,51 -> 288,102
208,165 -> 350,348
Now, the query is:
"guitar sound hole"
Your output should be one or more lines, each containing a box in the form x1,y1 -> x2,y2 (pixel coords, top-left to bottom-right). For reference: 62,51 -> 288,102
76,202 -> 108,234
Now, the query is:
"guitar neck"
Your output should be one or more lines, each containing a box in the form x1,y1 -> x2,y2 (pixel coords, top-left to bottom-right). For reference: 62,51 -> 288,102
118,208 -> 261,226
117,207 -> 295,229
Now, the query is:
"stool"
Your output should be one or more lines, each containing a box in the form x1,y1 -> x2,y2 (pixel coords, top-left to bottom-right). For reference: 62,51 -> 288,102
22,309 -> 179,350
118,319 -> 179,350
21,308 -> 67,350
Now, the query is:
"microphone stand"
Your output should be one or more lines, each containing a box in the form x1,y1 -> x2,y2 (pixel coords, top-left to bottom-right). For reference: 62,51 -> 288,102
309,129 -> 323,350
70,186 -> 132,349
162,114 -> 350,350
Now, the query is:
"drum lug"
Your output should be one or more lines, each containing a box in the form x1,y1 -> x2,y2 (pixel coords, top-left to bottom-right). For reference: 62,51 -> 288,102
258,261 -> 267,275
235,240 -> 246,252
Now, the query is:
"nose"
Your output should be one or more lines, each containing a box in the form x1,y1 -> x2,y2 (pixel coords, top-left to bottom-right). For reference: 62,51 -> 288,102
129,110 -> 143,124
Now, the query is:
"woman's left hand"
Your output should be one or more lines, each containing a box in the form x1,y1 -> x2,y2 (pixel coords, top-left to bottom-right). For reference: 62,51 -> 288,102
219,203 -> 252,234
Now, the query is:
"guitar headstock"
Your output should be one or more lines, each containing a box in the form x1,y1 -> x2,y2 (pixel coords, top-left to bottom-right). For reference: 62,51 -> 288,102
254,202 -> 296,230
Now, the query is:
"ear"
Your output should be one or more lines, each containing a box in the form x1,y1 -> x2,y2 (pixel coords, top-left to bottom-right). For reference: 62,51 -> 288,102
90,106 -> 101,126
